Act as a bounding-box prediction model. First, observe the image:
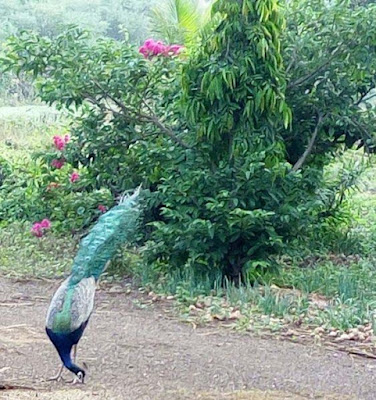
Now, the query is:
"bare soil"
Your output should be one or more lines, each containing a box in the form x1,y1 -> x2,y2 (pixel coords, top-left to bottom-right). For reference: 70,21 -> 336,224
0,277 -> 375,400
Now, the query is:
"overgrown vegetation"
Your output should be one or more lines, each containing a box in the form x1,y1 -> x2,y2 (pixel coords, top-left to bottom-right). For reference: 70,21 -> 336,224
2,0 -> 376,279
1,0 -> 376,340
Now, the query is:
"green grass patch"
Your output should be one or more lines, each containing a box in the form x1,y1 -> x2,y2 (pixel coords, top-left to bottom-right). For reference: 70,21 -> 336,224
0,105 -> 64,162
0,222 -> 77,278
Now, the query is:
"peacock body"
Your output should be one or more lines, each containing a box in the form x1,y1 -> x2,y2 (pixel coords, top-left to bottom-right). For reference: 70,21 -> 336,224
45,187 -> 141,383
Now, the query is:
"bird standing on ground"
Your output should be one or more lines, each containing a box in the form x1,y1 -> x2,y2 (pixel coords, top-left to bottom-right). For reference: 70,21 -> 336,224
45,187 -> 141,383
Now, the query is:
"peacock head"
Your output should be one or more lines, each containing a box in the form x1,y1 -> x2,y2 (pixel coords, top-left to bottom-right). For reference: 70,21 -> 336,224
69,364 -> 86,383
76,369 -> 86,384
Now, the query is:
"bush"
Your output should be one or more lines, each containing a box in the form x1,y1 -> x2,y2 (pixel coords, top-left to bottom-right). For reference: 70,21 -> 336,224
0,150 -> 113,233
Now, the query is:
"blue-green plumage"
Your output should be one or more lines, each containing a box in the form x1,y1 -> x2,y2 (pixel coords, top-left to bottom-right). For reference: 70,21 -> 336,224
45,187 -> 141,382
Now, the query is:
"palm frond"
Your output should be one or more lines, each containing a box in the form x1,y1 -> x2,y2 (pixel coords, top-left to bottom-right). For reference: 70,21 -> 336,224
150,0 -> 214,44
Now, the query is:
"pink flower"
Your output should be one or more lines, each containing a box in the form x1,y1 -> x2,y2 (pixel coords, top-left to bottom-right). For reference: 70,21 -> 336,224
40,219 -> 51,229
139,39 -> 157,58
53,135 -> 70,151
70,172 -> 80,183
31,222 -> 42,232
31,219 -> 51,237
31,228 -> 43,237
144,39 -> 154,47
167,44 -> 184,55
51,158 -> 65,169
139,39 -> 183,59
151,41 -> 167,56
139,45 -> 149,57
98,204 -> 107,213
53,135 -> 65,151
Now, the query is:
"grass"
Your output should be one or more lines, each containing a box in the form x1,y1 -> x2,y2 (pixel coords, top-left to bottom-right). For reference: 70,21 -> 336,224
147,258 -> 376,336
0,221 -> 77,278
0,104 -> 65,163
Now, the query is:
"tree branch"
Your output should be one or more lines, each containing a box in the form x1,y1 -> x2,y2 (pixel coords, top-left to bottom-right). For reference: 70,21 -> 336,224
355,89 -> 376,106
288,45 -> 342,89
347,117 -> 373,153
92,80 -> 192,149
139,112 -> 192,149
285,45 -> 299,74
290,113 -> 324,172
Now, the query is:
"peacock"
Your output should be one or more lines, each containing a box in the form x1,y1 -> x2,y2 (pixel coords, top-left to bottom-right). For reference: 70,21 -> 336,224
45,187 -> 141,383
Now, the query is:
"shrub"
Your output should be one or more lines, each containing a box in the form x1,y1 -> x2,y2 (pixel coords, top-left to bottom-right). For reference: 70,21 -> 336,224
0,149 -> 113,233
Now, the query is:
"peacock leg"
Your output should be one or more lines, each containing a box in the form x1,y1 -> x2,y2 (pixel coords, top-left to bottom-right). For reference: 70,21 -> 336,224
47,364 -> 64,382
72,345 -> 77,362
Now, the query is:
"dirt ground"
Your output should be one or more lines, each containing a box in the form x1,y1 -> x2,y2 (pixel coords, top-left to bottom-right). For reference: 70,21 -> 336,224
1,277 -> 376,400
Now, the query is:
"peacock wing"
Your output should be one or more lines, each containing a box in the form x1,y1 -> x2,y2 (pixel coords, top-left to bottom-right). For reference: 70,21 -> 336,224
69,276 -> 96,331
46,277 -> 70,330
46,276 -> 96,333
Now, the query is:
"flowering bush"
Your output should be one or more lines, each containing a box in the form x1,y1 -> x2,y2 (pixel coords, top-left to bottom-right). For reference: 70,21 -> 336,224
139,39 -> 184,58
0,134 -> 113,234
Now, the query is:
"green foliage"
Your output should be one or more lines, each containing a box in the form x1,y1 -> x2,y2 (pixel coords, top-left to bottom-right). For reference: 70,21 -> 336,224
143,0 -> 302,279
2,28 -> 187,192
283,0 -> 376,165
183,0 -> 290,153
0,0 -> 159,106
0,156 -> 113,232
2,0 -> 376,284
0,109 -> 115,233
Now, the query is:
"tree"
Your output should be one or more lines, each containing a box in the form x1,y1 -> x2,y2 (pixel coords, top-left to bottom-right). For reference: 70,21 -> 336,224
283,0 -> 376,170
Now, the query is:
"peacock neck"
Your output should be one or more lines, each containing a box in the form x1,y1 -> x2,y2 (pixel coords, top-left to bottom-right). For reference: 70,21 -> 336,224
60,349 -> 82,375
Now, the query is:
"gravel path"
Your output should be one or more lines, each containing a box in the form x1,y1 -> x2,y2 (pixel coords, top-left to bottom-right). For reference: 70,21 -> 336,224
0,277 -> 375,399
